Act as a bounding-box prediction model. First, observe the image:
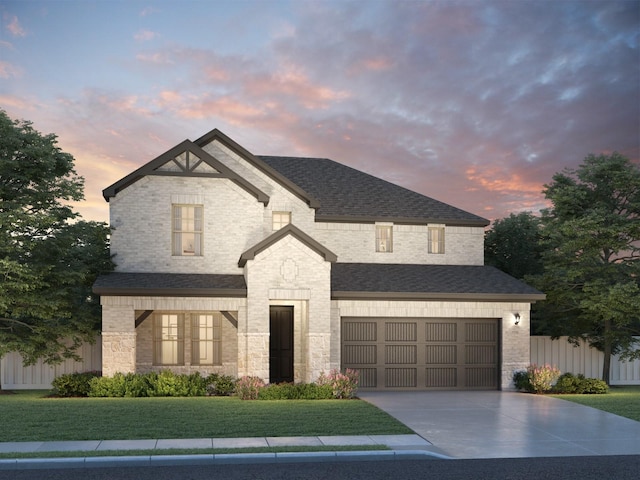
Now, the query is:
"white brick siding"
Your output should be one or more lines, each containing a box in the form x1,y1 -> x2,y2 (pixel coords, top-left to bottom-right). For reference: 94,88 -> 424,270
244,235 -> 332,383
313,223 -> 485,265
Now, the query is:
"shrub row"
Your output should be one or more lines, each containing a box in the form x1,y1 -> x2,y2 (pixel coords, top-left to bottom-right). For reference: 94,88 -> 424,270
51,368 -> 360,400
553,373 -> 609,394
232,369 -> 360,400
513,365 -> 608,395
52,371 -> 235,398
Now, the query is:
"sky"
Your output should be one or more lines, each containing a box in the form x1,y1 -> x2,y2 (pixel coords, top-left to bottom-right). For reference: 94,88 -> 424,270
1,0 -> 639,224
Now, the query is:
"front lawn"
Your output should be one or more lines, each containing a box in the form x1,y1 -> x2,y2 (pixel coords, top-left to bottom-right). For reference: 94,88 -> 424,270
0,390 -> 412,442
551,385 -> 640,422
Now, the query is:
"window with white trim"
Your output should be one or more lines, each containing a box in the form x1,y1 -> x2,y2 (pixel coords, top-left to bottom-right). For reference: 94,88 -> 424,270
376,225 -> 393,252
272,211 -> 291,230
428,226 -> 445,254
172,205 -> 203,256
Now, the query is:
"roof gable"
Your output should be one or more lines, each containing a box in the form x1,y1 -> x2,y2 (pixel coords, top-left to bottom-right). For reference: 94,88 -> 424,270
260,156 -> 489,226
103,139 -> 269,204
239,224 -> 337,267
195,129 -> 320,209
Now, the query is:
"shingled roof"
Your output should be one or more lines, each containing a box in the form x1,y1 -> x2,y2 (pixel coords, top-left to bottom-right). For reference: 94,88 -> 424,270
331,263 -> 545,301
93,272 -> 246,297
259,156 -> 489,226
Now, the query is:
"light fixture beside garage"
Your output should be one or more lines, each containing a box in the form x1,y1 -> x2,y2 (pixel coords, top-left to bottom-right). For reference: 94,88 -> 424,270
514,313 -> 521,325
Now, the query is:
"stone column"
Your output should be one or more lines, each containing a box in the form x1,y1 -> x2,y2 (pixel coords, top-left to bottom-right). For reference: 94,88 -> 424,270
101,304 -> 136,376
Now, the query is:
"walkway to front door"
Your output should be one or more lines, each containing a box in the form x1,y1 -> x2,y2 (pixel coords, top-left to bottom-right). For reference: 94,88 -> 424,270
269,306 -> 293,383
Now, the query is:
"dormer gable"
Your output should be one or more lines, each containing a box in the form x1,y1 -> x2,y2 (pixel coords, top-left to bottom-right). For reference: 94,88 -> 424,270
238,224 -> 337,267
103,139 -> 269,204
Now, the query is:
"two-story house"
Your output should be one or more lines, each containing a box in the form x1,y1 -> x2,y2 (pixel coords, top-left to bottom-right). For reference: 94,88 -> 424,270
93,128 -> 544,390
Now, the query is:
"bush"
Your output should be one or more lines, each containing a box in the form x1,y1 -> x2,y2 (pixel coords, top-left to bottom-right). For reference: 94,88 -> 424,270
205,373 -> 237,396
89,371 -> 211,397
553,373 -> 581,394
52,371 -> 102,397
317,369 -> 359,399
235,376 -> 265,400
579,378 -> 609,394
512,364 -> 561,394
528,364 -> 561,394
257,382 -> 334,400
553,373 -> 608,394
513,370 -> 534,393
152,371 -> 206,397
89,372 -> 127,397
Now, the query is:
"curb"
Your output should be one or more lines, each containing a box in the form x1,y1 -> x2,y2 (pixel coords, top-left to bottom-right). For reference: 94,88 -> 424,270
0,449 -> 452,470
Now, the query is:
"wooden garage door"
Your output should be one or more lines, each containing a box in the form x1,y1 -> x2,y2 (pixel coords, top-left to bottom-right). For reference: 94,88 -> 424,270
341,318 -> 499,390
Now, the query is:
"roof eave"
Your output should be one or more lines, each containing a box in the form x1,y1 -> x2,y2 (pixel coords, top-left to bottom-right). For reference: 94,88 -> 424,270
331,291 -> 546,302
92,287 -> 247,298
315,215 -> 490,227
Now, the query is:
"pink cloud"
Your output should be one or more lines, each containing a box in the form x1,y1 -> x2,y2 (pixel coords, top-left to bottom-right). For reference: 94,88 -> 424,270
140,6 -> 160,17
177,96 -> 264,121
5,15 -> 26,37
0,61 -> 22,79
246,68 -> 350,109
134,29 -> 159,42
136,52 -> 174,65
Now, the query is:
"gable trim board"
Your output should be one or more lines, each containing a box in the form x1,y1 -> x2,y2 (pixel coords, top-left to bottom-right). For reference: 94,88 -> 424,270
239,224 -> 338,267
194,129 -> 321,209
95,127 -> 543,390
102,139 -> 269,204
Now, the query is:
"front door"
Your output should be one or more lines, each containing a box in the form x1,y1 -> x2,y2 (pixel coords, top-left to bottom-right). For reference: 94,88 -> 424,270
269,306 -> 294,383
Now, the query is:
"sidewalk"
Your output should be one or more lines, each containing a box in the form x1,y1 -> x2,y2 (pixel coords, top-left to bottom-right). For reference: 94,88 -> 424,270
0,434 -> 451,470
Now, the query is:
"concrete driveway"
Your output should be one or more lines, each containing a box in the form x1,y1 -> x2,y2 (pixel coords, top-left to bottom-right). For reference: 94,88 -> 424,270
360,390 -> 640,459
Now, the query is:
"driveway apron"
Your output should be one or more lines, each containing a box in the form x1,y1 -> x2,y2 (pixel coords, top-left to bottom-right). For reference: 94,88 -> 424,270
360,391 -> 640,459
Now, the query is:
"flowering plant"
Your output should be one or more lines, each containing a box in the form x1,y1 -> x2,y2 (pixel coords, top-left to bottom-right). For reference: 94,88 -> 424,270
527,364 -> 561,393
317,368 -> 359,399
235,376 -> 265,400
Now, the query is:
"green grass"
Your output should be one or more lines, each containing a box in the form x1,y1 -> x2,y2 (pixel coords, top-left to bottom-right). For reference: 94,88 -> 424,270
0,390 -> 412,442
551,385 -> 640,422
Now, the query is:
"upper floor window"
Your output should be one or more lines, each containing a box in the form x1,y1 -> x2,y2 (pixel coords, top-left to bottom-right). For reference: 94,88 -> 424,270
272,211 -> 291,230
376,225 -> 393,252
428,226 -> 445,254
172,205 -> 203,256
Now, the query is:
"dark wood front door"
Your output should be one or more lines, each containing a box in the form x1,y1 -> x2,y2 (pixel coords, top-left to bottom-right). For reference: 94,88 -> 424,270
269,306 -> 294,383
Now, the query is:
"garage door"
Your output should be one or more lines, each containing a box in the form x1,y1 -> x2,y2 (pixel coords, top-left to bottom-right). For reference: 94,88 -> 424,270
341,318 -> 499,390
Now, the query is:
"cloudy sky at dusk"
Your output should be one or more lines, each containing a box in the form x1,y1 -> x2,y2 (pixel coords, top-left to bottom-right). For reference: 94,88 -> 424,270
1,0 -> 638,224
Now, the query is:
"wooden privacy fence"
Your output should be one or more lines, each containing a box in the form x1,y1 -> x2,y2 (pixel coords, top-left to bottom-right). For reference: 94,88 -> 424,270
2,336 -> 639,389
530,336 -> 640,385
1,340 -> 102,390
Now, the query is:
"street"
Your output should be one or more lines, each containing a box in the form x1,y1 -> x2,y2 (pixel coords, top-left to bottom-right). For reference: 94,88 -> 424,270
1,456 -> 639,480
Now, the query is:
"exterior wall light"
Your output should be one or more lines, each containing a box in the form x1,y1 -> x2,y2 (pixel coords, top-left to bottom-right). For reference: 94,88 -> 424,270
514,313 -> 521,325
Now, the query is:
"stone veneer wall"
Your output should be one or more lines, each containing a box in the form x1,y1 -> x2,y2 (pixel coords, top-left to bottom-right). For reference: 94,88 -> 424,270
243,235 -> 332,383
101,296 -> 245,377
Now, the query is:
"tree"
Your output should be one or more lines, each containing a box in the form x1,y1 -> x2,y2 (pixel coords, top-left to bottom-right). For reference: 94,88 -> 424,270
531,153 -> 640,384
0,110 -> 113,369
485,212 -> 544,280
